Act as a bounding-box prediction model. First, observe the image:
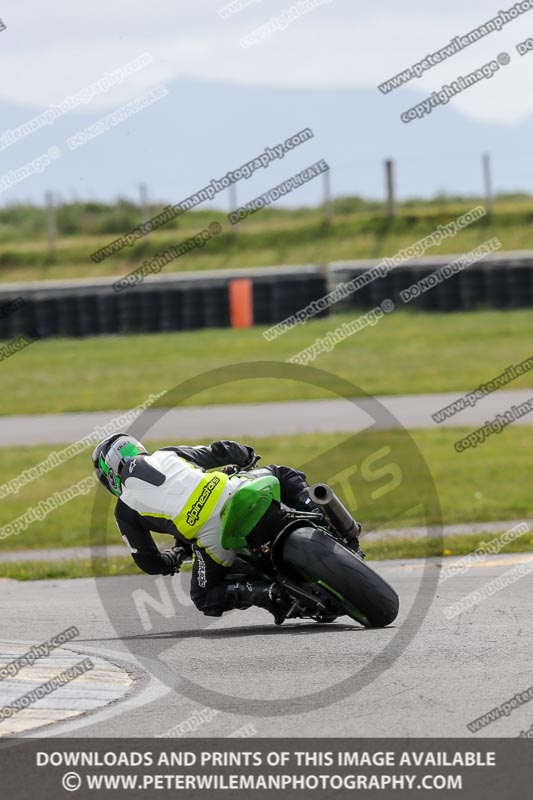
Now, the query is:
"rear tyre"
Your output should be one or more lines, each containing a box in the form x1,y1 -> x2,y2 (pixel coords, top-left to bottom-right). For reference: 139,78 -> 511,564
280,527 -> 399,628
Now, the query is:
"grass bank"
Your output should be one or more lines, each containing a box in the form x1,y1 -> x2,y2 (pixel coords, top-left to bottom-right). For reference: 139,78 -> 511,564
1,310 -> 532,414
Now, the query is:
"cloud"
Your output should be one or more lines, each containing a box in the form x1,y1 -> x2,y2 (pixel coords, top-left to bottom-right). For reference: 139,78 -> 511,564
1,1 -> 532,124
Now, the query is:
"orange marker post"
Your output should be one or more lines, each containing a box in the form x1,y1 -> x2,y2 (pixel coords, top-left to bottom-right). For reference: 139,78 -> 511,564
229,278 -> 254,328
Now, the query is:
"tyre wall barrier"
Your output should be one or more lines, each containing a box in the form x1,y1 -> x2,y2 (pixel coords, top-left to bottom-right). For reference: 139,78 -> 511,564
0,254 -> 532,340
0,270 -> 328,339
329,255 -> 533,313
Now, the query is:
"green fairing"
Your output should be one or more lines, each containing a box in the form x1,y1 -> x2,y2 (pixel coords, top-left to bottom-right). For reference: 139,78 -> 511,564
220,475 -> 281,550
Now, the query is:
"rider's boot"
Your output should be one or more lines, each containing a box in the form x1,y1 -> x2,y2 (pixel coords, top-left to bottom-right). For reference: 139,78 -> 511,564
294,490 -> 322,514
225,580 -> 292,625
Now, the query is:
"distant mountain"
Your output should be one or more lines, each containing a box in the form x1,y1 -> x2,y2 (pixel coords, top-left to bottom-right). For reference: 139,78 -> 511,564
0,78 -> 529,206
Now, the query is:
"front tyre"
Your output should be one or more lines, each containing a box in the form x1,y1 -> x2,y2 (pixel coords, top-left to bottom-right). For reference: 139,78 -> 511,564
280,527 -> 399,628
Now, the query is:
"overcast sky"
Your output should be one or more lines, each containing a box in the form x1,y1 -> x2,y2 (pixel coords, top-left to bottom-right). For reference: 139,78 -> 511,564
3,0 -> 532,124
1,1 -> 532,205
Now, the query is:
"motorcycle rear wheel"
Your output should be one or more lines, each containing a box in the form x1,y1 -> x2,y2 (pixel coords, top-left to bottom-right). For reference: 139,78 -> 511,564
280,527 -> 399,628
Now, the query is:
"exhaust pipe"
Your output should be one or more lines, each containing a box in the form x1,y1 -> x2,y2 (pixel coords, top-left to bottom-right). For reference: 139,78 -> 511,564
309,483 -> 360,540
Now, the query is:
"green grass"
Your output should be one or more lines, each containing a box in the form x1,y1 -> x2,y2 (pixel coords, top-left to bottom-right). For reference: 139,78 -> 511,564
1,533 -> 531,581
1,309 -> 532,415
1,428 -> 532,558
0,558 -> 193,581
1,198 -> 533,282
372,533 -> 533,560
0,557 -> 138,581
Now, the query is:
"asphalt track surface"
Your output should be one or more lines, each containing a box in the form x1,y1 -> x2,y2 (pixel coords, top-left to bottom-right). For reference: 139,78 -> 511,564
2,389 -> 532,738
1,552 -> 531,738
2,389 -> 533,446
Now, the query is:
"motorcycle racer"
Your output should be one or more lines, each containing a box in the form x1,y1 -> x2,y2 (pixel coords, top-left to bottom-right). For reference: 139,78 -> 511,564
92,433 -> 323,624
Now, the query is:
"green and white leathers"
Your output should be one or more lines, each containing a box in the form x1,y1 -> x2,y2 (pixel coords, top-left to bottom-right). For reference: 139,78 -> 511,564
94,435 -> 281,567
120,449 -> 239,565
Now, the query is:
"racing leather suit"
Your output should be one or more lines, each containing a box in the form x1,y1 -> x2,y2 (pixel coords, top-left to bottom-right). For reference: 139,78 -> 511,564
114,441 -> 313,617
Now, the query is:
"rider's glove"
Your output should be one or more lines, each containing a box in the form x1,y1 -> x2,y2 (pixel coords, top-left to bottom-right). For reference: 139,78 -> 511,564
219,464 -> 240,476
162,546 -> 187,575
220,453 -> 260,475
240,447 -> 261,470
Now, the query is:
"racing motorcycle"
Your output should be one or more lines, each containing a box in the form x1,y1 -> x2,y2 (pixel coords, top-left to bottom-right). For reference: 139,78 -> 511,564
219,473 -> 399,628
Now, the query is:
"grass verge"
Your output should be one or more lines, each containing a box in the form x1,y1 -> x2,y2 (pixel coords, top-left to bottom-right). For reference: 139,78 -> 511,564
1,200 -> 533,282
1,533 -> 531,580
1,309 -> 532,414
1,427 -> 532,555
